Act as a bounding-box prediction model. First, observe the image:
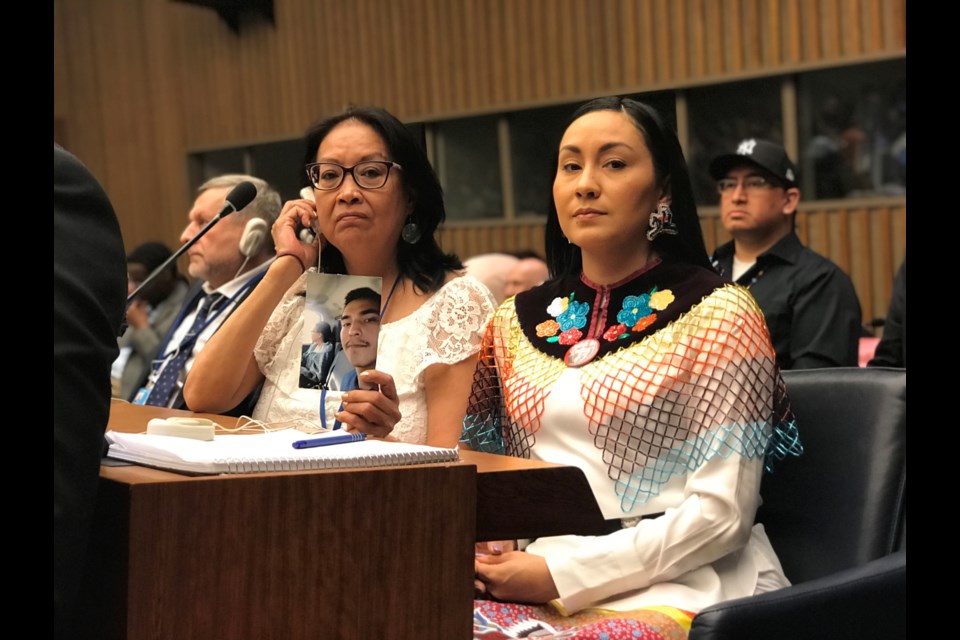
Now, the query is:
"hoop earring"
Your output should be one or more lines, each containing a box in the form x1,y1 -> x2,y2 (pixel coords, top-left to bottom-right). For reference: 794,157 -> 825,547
646,202 -> 679,242
401,216 -> 421,244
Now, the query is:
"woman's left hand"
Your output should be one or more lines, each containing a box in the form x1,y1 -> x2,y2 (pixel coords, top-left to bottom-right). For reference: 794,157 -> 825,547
338,369 -> 401,439
474,551 -> 560,603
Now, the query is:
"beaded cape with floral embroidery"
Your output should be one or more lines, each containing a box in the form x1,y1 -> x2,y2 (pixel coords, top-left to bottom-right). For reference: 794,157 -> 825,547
461,260 -> 801,510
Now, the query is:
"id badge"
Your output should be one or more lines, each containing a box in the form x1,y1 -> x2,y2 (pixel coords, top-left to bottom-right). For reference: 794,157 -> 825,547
132,386 -> 151,405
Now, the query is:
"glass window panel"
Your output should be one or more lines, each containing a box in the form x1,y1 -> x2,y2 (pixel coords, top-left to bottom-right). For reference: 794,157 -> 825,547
798,60 -> 906,199
187,148 -> 247,194
249,139 -> 307,202
625,91 -> 678,133
686,78 -> 783,205
509,104 -> 574,217
433,115 -> 503,220
404,122 -> 427,153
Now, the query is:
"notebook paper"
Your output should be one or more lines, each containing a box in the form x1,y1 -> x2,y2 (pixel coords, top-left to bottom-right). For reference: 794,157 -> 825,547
106,429 -> 459,475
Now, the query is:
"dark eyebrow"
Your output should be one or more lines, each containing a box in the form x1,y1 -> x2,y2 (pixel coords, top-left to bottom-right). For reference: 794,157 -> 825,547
559,142 -> 633,154
341,305 -> 380,320
316,153 -> 389,164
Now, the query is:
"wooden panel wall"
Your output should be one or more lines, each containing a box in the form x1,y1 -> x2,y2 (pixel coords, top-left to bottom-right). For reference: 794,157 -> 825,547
444,198 -> 906,326
55,0 -> 906,251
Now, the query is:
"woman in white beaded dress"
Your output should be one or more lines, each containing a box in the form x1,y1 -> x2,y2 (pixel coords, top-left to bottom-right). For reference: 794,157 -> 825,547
463,97 -> 802,638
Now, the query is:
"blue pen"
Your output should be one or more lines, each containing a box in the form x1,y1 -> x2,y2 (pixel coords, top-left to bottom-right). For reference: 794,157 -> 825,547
292,432 -> 367,449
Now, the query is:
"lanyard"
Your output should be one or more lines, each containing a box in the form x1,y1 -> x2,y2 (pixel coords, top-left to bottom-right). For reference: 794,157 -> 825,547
152,271 -> 266,372
320,275 -> 402,430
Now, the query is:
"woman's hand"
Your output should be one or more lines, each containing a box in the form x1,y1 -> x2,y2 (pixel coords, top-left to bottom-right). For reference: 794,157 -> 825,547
338,369 -> 401,439
474,540 -> 516,595
474,551 -> 560,603
273,198 -> 322,270
475,540 -> 516,556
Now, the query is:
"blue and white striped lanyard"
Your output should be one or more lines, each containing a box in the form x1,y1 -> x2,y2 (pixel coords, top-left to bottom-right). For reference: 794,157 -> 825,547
151,271 -> 265,373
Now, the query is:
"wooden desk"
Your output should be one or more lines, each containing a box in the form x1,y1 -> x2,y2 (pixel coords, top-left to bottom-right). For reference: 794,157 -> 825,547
104,402 -> 607,542
461,449 -> 607,541
78,403 -> 604,640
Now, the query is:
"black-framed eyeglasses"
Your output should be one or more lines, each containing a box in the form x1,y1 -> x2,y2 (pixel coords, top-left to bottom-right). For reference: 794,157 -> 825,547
716,175 -> 783,194
305,161 -> 402,191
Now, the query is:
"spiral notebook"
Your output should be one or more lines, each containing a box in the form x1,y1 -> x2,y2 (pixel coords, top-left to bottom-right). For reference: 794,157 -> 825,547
105,429 -> 460,475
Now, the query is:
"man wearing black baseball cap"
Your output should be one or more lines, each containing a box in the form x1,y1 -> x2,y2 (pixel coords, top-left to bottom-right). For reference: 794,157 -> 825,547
709,138 -> 861,369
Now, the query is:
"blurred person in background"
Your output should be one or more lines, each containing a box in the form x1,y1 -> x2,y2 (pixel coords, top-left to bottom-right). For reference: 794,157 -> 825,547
112,241 -> 189,400
868,258 -> 905,368
503,252 -> 549,298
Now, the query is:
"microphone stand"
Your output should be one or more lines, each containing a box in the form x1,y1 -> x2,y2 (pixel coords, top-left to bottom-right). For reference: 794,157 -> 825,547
127,213 -> 226,305
119,180 -> 256,337
118,213 -> 229,338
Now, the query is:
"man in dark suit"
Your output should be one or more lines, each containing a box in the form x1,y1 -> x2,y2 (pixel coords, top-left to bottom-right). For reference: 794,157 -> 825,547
54,144 -> 127,637
136,175 -> 280,415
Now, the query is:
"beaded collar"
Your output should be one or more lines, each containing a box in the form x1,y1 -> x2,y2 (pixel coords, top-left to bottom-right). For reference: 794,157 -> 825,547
514,260 -> 727,366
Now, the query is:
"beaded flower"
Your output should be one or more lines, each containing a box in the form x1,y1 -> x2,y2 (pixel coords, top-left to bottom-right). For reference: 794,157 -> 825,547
604,287 -> 673,343
557,299 -> 589,332
543,293 -> 589,344
538,286 -> 674,349
617,294 -> 652,327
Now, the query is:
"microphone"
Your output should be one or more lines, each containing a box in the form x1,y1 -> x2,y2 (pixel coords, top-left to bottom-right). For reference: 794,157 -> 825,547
126,181 -> 258,307
217,181 -> 258,219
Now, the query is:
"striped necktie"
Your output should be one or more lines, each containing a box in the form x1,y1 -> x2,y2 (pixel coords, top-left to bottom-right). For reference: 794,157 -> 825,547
145,292 -> 224,407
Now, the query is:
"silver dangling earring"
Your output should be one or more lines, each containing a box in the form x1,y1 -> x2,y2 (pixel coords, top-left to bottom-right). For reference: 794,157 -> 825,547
401,216 -> 421,244
646,202 -> 679,241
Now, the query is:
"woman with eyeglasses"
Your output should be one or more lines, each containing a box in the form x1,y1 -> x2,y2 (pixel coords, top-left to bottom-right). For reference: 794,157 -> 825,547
462,97 -> 802,638
185,106 -> 496,447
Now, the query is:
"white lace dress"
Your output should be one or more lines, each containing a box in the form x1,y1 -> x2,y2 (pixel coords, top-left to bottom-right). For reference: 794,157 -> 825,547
251,273 -> 496,444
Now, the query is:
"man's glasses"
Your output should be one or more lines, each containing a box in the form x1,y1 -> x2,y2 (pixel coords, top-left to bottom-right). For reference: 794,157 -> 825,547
716,175 -> 783,194
305,161 -> 402,191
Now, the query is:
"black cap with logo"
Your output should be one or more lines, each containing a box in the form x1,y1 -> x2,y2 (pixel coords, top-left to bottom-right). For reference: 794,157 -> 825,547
709,138 -> 799,188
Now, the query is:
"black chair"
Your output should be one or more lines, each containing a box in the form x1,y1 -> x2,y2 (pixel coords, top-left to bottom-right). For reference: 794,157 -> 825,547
689,367 -> 906,640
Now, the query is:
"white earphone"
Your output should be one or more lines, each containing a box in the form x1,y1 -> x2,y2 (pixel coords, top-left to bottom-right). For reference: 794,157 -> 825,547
238,218 -> 268,257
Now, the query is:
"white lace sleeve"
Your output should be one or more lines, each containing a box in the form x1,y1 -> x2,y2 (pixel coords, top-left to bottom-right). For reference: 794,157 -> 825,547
253,273 -> 307,374
419,275 -> 497,372
377,276 -> 496,445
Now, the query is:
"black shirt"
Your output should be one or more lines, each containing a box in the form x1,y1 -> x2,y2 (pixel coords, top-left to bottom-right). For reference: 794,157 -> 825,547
711,231 -> 862,370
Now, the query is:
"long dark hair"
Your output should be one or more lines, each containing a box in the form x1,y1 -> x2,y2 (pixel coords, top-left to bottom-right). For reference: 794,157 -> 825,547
545,97 -> 712,279
302,105 -> 463,294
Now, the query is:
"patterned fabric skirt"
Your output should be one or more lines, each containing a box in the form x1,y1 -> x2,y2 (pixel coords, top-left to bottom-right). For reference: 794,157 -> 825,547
473,600 -> 694,639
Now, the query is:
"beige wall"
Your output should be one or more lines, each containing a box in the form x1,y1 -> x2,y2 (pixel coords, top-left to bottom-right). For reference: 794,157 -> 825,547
55,0 -> 906,322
